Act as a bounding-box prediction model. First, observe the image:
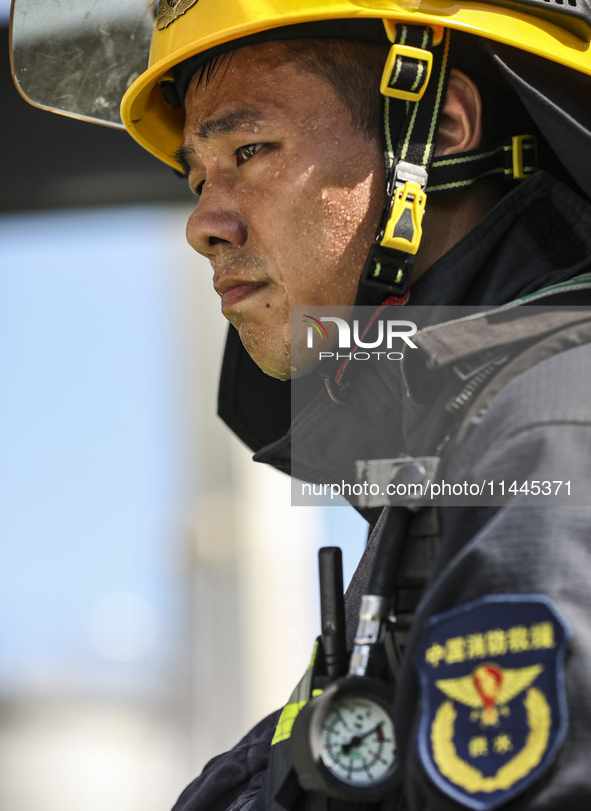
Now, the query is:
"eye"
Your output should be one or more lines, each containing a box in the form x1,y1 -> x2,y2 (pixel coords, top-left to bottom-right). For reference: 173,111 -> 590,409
237,143 -> 263,164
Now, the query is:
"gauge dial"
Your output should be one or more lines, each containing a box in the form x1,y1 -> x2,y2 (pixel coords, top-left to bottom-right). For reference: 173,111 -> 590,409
319,694 -> 396,785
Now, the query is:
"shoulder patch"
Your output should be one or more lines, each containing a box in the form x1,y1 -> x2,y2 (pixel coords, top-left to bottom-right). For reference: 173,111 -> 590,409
415,596 -> 571,810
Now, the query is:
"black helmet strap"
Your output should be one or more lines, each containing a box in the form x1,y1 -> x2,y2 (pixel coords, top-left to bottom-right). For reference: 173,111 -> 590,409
361,24 -> 452,300
360,24 -> 538,300
428,135 -> 538,192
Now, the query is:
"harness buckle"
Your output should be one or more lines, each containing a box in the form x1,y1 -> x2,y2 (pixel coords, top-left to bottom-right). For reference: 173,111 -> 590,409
391,161 -> 429,191
380,42 -> 433,102
381,178 -> 427,255
511,134 -> 538,180
361,162 -> 428,295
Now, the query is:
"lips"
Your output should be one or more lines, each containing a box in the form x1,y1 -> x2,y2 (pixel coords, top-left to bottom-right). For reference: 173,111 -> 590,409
215,276 -> 268,310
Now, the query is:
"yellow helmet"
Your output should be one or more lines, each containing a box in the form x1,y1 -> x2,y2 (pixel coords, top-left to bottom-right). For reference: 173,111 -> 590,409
10,0 -> 591,293
121,0 -> 591,171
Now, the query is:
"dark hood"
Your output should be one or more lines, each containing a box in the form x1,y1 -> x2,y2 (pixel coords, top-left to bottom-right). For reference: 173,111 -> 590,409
489,42 -> 591,200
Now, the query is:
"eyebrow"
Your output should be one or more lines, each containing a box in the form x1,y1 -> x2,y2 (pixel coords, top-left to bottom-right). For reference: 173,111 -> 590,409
175,106 -> 266,174
196,106 -> 265,140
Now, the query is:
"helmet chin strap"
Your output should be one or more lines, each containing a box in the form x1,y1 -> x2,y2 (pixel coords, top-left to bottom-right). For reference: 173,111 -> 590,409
361,24 -> 452,301
360,24 -> 538,301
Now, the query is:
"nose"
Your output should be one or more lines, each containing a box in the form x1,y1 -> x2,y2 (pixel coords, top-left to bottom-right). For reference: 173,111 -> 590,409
186,183 -> 248,258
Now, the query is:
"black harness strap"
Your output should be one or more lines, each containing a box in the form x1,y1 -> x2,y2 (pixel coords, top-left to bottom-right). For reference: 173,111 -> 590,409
359,26 -> 539,299
362,26 -> 453,299
428,135 -> 538,192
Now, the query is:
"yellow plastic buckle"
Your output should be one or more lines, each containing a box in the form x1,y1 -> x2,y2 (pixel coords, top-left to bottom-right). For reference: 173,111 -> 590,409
380,181 -> 426,255
512,134 -> 538,180
380,43 -> 433,102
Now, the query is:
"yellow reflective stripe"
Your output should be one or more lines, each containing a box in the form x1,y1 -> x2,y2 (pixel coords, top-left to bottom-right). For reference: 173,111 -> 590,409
307,640 -> 318,671
271,690 -> 323,746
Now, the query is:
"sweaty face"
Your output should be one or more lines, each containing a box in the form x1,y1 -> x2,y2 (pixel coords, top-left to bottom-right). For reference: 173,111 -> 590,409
182,44 -> 384,380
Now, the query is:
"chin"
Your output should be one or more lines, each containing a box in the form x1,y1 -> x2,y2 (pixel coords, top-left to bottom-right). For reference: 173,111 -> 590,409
238,324 -> 324,381
251,356 -> 293,381
249,350 -> 323,381
239,334 -> 292,381
236,320 -> 290,380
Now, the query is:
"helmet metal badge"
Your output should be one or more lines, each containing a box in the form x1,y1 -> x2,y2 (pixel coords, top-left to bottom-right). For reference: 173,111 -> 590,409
156,0 -> 200,31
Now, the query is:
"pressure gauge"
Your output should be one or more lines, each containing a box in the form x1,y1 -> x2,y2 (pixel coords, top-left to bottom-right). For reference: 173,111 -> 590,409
290,676 -> 399,803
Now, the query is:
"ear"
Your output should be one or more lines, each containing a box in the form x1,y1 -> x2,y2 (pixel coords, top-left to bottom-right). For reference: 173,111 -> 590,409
435,68 -> 483,156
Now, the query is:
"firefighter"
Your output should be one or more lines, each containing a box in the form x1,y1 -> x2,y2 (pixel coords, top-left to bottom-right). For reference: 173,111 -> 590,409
11,1 -> 591,809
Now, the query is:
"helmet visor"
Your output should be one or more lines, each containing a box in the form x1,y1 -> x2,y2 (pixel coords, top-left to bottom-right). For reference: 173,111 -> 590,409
10,0 -> 155,128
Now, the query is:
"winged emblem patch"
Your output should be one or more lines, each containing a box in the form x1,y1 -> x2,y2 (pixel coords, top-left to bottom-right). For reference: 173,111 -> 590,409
156,0 -> 200,30
416,596 -> 570,810
436,662 -> 543,726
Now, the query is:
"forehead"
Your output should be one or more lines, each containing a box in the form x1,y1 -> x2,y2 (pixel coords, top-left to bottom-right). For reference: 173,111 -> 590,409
183,42 -> 337,130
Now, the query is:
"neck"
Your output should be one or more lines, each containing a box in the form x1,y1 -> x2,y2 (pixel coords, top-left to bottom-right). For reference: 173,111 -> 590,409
411,180 -> 503,286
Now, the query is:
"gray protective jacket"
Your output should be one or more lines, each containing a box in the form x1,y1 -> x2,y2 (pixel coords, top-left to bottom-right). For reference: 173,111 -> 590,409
173,170 -> 591,811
